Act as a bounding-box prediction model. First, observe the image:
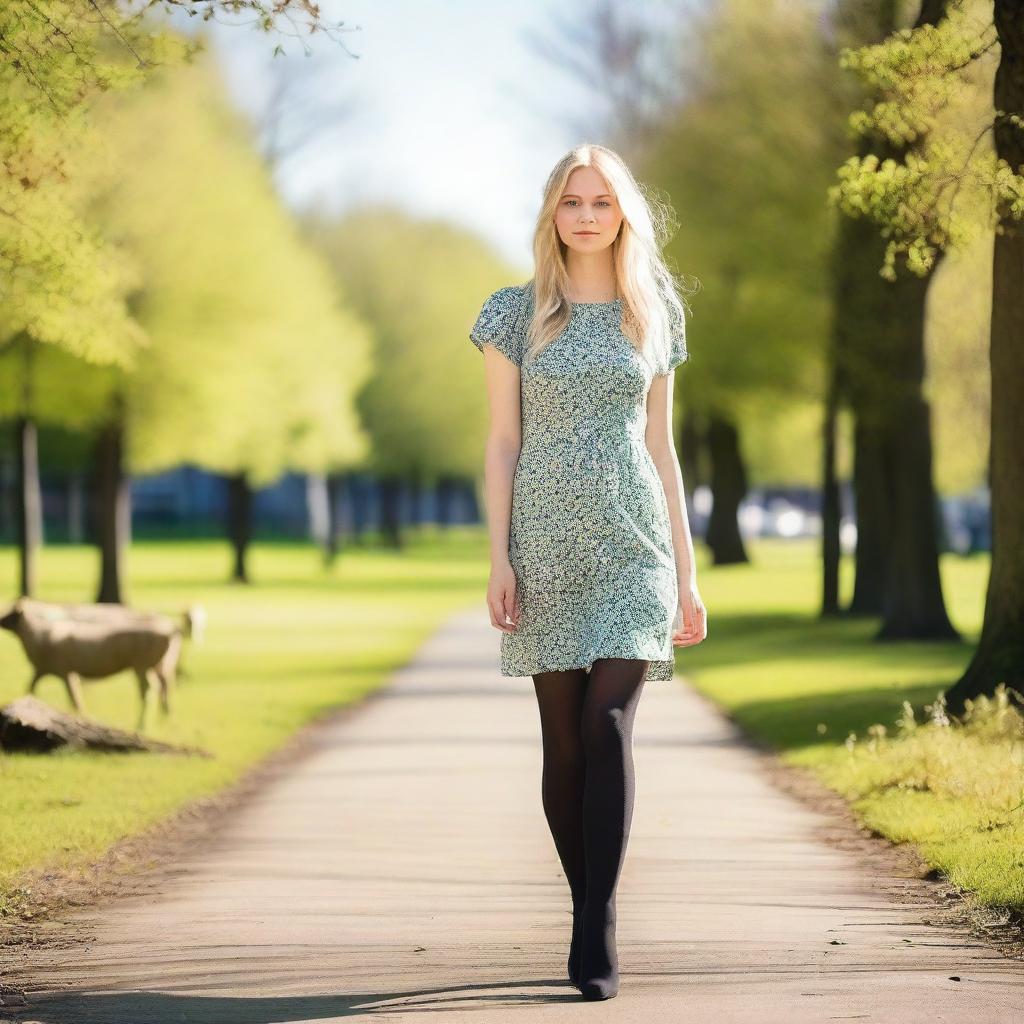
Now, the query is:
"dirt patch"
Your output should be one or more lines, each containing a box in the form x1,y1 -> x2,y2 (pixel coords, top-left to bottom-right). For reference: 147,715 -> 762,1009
683,683 -> 1024,964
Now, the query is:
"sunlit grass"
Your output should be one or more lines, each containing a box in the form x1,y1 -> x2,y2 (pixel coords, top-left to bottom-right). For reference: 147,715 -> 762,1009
810,688 -> 1024,911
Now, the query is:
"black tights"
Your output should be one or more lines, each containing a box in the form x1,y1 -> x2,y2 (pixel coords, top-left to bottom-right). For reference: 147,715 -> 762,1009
531,657 -> 649,998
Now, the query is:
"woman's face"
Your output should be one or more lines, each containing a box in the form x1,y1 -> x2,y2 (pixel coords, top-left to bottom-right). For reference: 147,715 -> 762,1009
554,166 -> 623,253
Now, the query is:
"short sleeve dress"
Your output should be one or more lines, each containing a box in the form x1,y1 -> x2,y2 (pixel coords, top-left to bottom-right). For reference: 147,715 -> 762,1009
469,281 -> 689,681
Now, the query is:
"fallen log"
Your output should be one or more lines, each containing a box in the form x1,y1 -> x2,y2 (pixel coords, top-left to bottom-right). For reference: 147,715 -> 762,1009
0,696 -> 213,757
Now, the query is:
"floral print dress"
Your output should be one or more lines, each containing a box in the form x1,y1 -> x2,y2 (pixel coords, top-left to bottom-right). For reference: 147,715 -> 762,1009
470,281 -> 690,681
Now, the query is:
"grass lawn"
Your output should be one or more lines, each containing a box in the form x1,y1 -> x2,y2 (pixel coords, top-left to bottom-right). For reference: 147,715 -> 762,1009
679,537 -> 1024,917
0,530 -> 488,915
1,530 -> 1020,922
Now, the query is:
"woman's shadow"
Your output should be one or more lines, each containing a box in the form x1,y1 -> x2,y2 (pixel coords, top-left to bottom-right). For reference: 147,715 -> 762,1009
23,977 -> 582,1022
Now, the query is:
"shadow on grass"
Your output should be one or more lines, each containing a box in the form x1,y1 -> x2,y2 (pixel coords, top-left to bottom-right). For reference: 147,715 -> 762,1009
723,680 -> 954,753
679,608 -> 974,754
681,609 -> 969,674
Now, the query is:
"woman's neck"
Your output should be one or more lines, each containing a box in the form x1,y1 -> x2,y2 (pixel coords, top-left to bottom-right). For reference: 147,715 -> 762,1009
564,251 -> 618,303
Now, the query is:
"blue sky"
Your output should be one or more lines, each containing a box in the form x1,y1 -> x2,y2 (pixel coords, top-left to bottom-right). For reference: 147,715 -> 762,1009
202,0 -> 616,272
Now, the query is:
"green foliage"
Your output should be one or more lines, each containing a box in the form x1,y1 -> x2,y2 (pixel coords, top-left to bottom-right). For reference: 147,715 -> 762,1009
83,53 -> 374,481
641,0 -> 844,469
0,0 -> 350,369
2,11 -> 373,478
0,2 -> 190,361
0,337 -> 119,428
304,208 -> 525,481
827,0 -> 1020,280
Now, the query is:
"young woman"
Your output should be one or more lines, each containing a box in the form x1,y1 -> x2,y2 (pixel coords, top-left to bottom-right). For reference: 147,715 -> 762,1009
469,143 -> 707,1002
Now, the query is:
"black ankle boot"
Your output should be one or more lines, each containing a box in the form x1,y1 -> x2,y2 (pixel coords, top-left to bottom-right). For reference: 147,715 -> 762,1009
567,900 -> 585,987
577,900 -> 619,1000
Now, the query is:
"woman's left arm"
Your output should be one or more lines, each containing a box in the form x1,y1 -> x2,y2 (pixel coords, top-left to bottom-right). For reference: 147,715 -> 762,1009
645,372 -> 707,647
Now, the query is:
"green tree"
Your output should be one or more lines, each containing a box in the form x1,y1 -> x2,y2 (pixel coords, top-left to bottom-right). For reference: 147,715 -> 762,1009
825,0 -> 1023,705
0,0 -> 354,595
827,0 -> 968,644
304,207 -> 526,547
33,52 -> 371,596
643,0 -> 845,564
0,12 -> 151,594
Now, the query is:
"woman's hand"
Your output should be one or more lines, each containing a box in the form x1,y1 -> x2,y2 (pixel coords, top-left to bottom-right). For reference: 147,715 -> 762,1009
672,578 -> 707,647
487,560 -> 521,633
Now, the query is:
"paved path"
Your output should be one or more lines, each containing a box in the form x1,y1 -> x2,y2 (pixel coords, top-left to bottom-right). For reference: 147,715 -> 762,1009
4,608 -> 1023,1022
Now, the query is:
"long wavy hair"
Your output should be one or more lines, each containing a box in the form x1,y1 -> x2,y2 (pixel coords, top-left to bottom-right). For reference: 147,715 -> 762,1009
524,143 -> 694,369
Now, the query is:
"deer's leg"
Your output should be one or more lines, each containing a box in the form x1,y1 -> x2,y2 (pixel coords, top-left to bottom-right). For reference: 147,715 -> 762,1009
135,668 -> 155,732
153,667 -> 171,716
65,672 -> 86,715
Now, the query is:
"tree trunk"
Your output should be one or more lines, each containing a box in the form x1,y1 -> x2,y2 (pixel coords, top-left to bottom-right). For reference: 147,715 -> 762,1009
436,474 -> 453,527
67,470 -> 85,544
678,407 -> 702,527
831,31 -> 894,621
821,198 -> 851,618
875,376 -> 958,640
324,471 -> 344,566
92,408 -> 129,605
14,416 -> 42,599
831,0 -> 955,640
679,405 -> 704,544
13,333 -> 42,598
848,414 -> 888,614
226,471 -> 253,583
848,254 -> 957,639
675,405 -> 700,489
945,0 -> 1024,711
872,0 -> 956,641
823,177 -> 878,619
350,473 -> 368,544
821,347 -> 842,617
408,465 -> 424,528
705,414 -> 748,565
378,475 -> 403,549
306,470 -> 330,549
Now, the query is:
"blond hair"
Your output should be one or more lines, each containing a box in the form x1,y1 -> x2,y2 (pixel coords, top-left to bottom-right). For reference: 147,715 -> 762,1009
525,143 -> 694,368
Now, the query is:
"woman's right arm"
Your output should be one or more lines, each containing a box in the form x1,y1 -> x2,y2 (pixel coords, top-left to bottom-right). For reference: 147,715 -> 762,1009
479,346 -> 523,634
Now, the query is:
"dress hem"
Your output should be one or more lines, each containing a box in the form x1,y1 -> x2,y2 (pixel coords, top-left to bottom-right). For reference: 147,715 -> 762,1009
498,655 -> 675,681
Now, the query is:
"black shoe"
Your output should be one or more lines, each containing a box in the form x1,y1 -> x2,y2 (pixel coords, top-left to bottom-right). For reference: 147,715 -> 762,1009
576,901 -> 619,1000
579,976 -> 619,1000
567,903 -> 584,987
